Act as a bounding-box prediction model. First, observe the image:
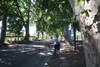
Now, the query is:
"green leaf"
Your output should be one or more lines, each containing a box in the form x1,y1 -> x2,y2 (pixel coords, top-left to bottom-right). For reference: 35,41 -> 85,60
66,9 -> 70,13
81,9 -> 92,17
88,9 -> 92,12
76,0 -> 83,6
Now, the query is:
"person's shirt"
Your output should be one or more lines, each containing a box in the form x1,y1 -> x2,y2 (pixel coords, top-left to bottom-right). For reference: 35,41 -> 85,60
54,37 -> 59,45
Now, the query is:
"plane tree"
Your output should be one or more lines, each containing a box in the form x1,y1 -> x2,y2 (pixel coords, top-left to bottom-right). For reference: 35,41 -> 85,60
0,0 -> 36,44
0,0 -> 18,44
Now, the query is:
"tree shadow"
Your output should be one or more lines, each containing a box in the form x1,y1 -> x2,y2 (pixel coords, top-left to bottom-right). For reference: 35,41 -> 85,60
0,41 -> 54,67
47,40 -> 86,67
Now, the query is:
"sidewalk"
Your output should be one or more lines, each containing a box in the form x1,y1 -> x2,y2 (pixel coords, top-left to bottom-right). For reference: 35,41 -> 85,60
46,42 -> 86,67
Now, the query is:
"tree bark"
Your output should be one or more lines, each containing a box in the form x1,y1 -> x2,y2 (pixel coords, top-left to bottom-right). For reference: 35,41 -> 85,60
37,31 -> 40,39
24,24 -> 29,42
24,0 -> 30,42
73,22 -> 76,50
0,14 -> 7,44
41,31 -> 44,39
68,0 -> 100,67
63,24 -> 73,46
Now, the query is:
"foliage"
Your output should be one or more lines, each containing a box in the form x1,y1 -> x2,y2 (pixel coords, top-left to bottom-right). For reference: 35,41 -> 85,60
0,0 -> 36,37
81,9 -> 92,17
76,0 -> 92,17
7,17 -> 23,35
0,0 -> 18,16
0,0 -> 23,36
76,0 -> 83,6
76,0 -> 90,6
34,0 -> 72,36
0,0 -> 79,38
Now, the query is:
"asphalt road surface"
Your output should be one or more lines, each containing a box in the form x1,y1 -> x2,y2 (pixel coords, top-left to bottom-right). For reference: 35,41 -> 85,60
0,41 -> 54,67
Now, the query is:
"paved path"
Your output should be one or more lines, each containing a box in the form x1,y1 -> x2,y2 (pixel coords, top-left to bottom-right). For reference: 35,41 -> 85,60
47,41 -> 86,67
0,41 -> 54,67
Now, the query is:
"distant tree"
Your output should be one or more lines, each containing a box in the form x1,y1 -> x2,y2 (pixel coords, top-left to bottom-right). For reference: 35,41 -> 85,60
0,0 -> 16,44
15,0 -> 36,42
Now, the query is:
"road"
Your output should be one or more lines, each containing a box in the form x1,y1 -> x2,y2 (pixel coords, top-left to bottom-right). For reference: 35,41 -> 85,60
0,41 -> 54,67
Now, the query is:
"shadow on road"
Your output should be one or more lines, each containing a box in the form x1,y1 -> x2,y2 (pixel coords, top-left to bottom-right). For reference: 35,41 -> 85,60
0,40 -> 54,67
47,41 -> 86,67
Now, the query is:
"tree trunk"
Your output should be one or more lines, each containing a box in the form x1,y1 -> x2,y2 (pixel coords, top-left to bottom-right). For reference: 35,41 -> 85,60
68,0 -> 100,67
73,22 -> 76,50
41,31 -> 44,39
37,31 -> 40,39
24,0 -> 30,42
0,14 -> 7,44
63,24 -> 73,45
24,24 -> 29,42
63,24 -> 74,51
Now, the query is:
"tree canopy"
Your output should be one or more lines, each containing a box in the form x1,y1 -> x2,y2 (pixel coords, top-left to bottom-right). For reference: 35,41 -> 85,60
34,0 -> 72,36
0,0 -> 74,41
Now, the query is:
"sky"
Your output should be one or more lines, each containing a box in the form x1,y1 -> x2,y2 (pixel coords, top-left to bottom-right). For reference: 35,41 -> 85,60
29,24 -> 37,36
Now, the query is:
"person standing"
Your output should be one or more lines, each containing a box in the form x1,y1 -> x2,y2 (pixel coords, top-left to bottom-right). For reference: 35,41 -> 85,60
53,34 -> 60,55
